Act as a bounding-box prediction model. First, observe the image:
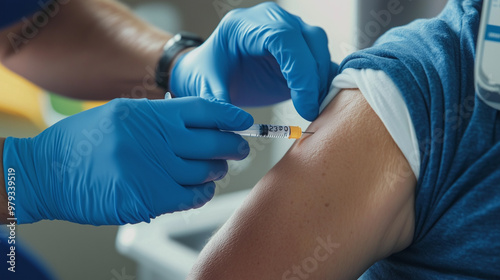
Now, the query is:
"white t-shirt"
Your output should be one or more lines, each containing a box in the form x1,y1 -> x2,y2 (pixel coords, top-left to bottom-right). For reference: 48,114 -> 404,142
320,68 -> 421,178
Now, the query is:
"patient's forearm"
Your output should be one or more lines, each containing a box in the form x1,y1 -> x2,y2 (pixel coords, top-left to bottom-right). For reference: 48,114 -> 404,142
188,89 -> 416,279
0,0 -> 169,100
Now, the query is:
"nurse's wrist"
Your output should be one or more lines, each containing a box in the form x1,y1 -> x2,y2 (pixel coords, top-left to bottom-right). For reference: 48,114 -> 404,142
156,32 -> 203,96
168,47 -> 196,98
2,137 -> 43,224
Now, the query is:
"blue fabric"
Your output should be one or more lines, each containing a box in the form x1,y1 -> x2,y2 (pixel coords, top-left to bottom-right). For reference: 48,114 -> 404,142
0,230 -> 56,280
0,0 -> 52,28
340,0 -> 500,278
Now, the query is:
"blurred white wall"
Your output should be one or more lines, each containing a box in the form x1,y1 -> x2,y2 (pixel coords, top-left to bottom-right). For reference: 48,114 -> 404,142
279,0 -> 447,62
278,0 -> 355,63
355,0 -> 447,48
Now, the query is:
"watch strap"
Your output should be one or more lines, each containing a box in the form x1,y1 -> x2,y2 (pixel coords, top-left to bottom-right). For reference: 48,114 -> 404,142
155,32 -> 204,91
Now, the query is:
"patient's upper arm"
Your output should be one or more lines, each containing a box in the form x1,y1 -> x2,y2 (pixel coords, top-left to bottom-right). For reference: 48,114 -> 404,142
188,89 -> 417,280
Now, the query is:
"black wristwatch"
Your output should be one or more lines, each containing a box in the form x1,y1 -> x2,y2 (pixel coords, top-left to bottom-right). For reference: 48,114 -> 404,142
155,32 -> 204,91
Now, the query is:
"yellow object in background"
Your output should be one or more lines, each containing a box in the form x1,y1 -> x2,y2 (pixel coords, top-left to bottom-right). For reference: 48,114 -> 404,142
0,64 -> 106,131
0,63 -> 46,130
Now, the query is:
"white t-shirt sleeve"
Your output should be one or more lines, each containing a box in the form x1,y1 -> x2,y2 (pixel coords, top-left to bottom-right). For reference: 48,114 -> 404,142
320,68 -> 421,179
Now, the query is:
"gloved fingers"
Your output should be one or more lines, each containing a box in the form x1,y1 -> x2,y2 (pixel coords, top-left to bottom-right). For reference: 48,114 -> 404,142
197,70 -> 232,103
178,97 -> 254,130
265,28 -> 321,121
170,45 -> 232,103
182,182 -> 217,210
169,159 -> 228,185
171,128 -> 250,160
201,90 -> 231,104
154,182 -> 217,214
298,23 -> 334,96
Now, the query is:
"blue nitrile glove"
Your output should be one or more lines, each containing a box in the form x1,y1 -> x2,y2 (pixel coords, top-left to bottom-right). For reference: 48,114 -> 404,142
170,2 -> 339,122
2,97 -> 253,225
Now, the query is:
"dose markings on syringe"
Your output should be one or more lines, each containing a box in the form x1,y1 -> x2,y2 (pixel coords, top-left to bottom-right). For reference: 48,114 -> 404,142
260,125 -> 291,138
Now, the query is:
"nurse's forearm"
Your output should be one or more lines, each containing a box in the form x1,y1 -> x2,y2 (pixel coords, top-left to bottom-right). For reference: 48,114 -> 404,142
0,138 -> 9,224
0,0 -> 170,100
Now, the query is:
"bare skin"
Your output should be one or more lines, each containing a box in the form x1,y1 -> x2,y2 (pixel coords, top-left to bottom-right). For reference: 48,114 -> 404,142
188,89 -> 417,279
0,0 -> 171,100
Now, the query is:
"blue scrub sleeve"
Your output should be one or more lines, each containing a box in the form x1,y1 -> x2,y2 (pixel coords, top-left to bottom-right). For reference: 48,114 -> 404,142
339,0 -> 500,278
0,0 -> 54,29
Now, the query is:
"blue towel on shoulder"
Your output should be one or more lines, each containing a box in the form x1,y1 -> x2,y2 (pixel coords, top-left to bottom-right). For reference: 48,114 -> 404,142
341,0 -> 500,278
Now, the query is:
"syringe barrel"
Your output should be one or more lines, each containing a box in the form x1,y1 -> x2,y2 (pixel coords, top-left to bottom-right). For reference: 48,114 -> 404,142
232,124 -> 295,138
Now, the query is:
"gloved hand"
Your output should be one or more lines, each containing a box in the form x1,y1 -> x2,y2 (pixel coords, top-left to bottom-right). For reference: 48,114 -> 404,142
3,97 -> 253,225
170,2 -> 338,122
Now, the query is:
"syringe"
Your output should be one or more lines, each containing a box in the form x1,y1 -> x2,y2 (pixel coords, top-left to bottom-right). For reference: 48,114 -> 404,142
228,124 -> 314,139
163,93 -> 314,139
